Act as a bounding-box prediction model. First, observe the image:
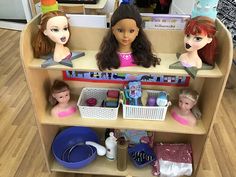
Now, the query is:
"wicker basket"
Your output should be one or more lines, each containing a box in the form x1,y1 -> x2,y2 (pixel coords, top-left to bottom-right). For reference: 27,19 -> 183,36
122,90 -> 169,121
77,88 -> 120,120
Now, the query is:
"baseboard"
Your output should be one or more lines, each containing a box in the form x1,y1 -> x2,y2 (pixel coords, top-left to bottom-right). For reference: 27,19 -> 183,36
0,20 -> 26,31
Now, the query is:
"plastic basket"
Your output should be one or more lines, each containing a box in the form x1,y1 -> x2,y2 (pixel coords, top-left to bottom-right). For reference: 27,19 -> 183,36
128,143 -> 156,168
122,90 -> 169,121
77,88 -> 120,120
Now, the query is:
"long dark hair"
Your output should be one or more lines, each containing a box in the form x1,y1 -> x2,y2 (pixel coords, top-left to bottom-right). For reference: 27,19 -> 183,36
96,4 -> 160,71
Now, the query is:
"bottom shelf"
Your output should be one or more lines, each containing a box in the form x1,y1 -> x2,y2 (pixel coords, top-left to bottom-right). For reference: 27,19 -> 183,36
51,156 -> 154,177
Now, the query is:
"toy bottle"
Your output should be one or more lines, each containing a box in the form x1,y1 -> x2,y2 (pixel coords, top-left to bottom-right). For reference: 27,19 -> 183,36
105,132 -> 117,160
117,137 -> 128,171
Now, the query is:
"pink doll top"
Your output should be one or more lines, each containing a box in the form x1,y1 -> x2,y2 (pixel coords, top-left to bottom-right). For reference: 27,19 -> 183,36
57,106 -> 77,118
117,52 -> 136,67
171,110 -> 189,125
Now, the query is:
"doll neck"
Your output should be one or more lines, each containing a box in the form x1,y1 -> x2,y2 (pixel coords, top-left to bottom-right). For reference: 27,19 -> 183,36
53,44 -> 70,62
118,45 -> 132,53
57,102 -> 70,108
175,105 -> 192,116
180,50 -> 202,68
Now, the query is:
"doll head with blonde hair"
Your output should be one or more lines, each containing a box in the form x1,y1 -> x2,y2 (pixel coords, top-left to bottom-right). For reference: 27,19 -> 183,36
171,88 -> 201,127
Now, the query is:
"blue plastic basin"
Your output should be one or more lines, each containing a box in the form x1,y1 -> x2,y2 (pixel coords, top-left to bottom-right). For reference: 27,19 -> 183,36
52,126 -> 99,169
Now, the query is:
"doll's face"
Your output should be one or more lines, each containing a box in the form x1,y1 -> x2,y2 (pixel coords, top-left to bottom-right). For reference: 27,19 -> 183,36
52,89 -> 70,104
112,19 -> 139,50
184,34 -> 212,52
178,95 -> 196,113
43,16 -> 69,45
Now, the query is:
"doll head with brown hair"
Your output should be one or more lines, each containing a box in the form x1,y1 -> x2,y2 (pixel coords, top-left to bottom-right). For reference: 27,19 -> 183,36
49,80 -> 77,118
96,4 -> 160,71
180,16 -> 217,68
32,10 -> 71,63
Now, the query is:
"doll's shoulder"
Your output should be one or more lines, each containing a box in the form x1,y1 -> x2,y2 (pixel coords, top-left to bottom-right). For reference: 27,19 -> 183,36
51,105 -> 60,117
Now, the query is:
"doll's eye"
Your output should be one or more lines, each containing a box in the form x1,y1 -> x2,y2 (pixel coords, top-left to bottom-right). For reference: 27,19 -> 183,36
51,28 -> 59,32
186,34 -> 190,38
129,29 -> 135,33
117,28 -> 123,33
63,27 -> 68,31
194,37 -> 203,41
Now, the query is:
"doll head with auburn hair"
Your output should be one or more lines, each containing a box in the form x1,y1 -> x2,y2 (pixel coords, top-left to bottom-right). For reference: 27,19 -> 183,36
49,80 -> 77,118
171,88 -> 201,127
179,16 -> 217,68
96,4 -> 160,71
32,10 -> 71,63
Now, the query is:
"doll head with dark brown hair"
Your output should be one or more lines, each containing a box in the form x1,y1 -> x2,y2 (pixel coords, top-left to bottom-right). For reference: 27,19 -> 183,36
180,16 -> 217,68
32,11 -> 71,62
96,4 -> 160,71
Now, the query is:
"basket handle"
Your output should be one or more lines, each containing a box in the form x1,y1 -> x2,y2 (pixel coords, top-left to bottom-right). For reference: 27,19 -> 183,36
120,91 -> 126,105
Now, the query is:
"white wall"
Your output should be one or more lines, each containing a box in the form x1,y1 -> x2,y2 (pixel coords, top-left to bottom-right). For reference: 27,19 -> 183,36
0,0 -> 26,20
0,0 -> 32,30
170,0 -> 195,15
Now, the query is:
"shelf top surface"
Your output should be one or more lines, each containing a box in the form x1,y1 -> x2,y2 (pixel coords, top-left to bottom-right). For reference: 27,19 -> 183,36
29,51 -> 222,78
41,109 -> 206,135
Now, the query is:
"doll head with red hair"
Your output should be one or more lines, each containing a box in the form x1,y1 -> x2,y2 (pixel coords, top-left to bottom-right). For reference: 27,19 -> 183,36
180,16 -> 217,68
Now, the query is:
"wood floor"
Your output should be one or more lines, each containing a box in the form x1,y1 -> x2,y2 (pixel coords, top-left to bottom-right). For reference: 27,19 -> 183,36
0,29 -> 235,177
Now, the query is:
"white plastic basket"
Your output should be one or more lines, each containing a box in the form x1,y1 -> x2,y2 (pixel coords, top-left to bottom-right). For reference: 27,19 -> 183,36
122,90 -> 169,121
77,87 -> 120,120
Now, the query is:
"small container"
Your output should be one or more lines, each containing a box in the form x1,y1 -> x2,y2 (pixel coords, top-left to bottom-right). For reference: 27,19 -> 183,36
117,137 -> 128,171
156,91 -> 168,106
128,143 -> 156,168
105,132 -> 117,160
147,96 -> 156,106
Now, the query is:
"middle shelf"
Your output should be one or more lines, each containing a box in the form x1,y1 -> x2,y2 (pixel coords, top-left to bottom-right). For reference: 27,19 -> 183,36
29,52 -> 223,78
41,110 -> 206,135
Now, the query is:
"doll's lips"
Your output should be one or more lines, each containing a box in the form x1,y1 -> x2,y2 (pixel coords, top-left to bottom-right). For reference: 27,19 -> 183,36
185,43 -> 191,49
60,37 -> 66,42
122,39 -> 129,44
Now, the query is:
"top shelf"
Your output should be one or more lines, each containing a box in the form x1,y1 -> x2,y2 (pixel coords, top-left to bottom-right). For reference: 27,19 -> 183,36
29,51 -> 223,78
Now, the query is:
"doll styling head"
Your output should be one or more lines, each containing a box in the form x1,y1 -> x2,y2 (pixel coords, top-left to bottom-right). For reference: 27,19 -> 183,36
96,4 -> 160,71
183,16 -> 217,66
49,80 -> 77,118
179,89 -> 199,113
32,11 -> 70,60
171,88 -> 201,126
49,80 -> 70,106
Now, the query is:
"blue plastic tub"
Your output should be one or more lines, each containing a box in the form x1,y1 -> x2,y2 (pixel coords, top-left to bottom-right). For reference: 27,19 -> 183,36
52,126 -> 99,169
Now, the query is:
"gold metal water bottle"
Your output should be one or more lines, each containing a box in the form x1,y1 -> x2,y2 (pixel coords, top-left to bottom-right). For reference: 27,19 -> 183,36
117,137 -> 128,171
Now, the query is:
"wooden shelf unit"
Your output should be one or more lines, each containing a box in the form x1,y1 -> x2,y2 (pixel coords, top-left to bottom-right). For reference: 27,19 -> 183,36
20,15 -> 233,177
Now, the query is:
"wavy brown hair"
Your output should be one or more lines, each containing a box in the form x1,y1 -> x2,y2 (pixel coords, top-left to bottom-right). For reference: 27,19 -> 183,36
96,4 -> 160,71
32,11 -> 69,58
